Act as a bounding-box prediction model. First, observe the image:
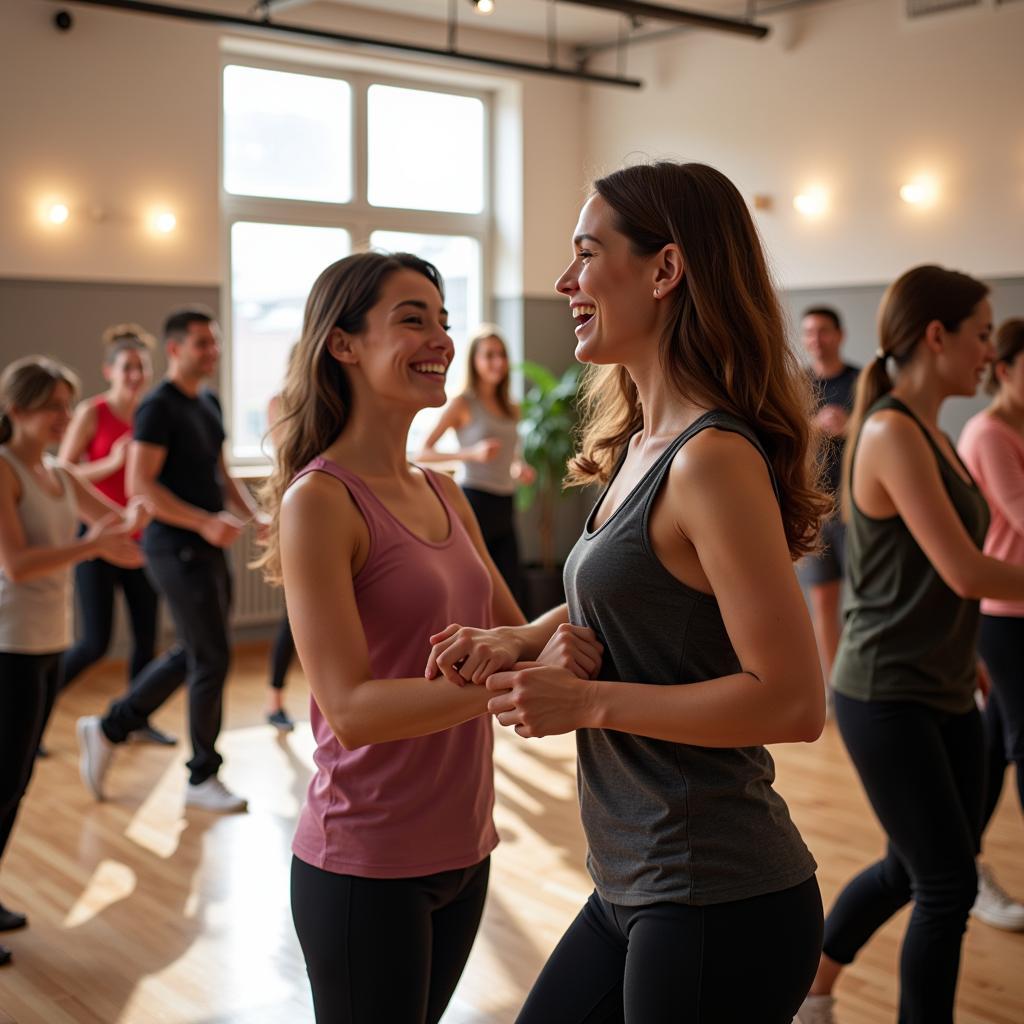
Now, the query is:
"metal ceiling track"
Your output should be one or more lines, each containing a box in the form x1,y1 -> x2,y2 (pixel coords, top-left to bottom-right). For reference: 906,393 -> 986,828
558,0 -> 769,38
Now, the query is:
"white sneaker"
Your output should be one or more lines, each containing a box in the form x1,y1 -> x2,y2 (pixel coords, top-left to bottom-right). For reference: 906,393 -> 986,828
185,777 -> 248,814
971,864 -> 1024,931
795,994 -> 836,1024
77,716 -> 114,801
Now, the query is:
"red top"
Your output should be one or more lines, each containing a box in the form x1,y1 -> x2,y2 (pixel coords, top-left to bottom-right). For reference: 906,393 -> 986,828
86,398 -> 131,507
289,457 -> 499,878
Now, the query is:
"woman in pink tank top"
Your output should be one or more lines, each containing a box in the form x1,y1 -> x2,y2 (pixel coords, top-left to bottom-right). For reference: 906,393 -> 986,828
55,326 -> 172,745
258,252 -> 526,1024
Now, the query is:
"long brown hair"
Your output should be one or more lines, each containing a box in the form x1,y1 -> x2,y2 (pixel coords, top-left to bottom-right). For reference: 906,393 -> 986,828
258,251 -> 444,582
841,265 -> 989,516
463,324 -> 513,418
566,161 -> 828,560
985,318 -> 1024,396
0,356 -> 80,445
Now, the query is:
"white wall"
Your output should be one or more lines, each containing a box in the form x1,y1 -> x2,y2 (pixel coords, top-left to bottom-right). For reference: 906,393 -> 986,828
0,0 -> 584,298
582,0 -> 1024,289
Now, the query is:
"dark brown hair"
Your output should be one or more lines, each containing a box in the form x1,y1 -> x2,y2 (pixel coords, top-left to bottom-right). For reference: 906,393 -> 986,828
0,357 -> 80,445
985,318 -> 1024,395
258,251 -> 444,581
841,264 -> 989,517
463,324 -> 513,418
566,161 -> 829,560
101,322 -> 157,365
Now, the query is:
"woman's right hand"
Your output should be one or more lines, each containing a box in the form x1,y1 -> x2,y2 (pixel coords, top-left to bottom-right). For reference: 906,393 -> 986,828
108,433 -> 132,469
86,513 -> 144,568
468,438 -> 501,463
425,623 -> 524,685
537,622 -> 604,679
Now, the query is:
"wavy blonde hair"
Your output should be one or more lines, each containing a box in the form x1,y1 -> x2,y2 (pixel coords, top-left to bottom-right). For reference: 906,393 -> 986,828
257,251 -> 444,582
566,161 -> 829,560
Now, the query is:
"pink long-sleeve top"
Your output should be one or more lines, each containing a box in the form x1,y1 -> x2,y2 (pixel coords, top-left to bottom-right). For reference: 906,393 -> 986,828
958,410 -> 1024,618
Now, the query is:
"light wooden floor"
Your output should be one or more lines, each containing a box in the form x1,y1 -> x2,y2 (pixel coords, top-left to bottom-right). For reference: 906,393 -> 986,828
1,646 -> 1022,1023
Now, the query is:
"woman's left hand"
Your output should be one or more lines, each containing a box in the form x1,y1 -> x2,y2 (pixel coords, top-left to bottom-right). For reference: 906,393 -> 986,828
485,663 -> 597,738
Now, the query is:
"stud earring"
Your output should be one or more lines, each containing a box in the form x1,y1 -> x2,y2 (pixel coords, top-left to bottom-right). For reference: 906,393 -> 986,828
654,289 -> 660,297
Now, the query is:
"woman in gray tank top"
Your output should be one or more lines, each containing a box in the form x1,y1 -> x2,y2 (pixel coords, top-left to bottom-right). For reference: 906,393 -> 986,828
426,162 -> 831,1022
0,357 -> 145,967
418,325 -> 533,598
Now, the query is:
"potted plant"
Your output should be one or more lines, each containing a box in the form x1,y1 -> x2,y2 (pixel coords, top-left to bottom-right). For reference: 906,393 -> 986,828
517,360 -> 582,616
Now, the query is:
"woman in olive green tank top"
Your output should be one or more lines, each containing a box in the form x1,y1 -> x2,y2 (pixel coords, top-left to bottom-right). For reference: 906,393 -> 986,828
799,267 -> 1024,1024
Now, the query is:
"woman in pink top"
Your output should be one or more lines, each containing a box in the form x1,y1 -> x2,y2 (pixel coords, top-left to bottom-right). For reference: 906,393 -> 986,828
258,252 -> 526,1024
958,317 -> 1024,932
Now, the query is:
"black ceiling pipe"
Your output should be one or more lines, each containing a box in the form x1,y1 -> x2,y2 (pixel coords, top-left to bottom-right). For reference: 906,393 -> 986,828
557,0 -> 769,39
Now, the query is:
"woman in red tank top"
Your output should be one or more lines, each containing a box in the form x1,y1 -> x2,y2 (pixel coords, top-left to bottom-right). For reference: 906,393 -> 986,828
55,325 -> 174,745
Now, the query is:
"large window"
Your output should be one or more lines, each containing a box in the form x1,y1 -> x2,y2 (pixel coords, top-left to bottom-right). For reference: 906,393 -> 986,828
222,63 -> 490,461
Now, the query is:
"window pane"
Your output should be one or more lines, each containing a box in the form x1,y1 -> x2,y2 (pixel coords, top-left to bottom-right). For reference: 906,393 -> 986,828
223,65 -> 352,203
367,86 -> 485,214
230,222 -> 351,458
371,231 -> 482,452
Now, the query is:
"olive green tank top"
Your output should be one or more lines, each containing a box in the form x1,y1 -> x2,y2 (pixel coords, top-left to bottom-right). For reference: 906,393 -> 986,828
832,396 -> 990,713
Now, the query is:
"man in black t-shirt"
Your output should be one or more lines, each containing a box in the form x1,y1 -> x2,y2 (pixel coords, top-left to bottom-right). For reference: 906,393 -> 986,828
797,307 -> 860,687
78,307 -> 267,812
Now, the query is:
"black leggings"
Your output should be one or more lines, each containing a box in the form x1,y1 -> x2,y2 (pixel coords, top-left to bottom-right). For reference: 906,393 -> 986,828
269,615 -> 293,691
824,692 -> 983,1024
0,652 -> 62,864
462,488 -> 520,601
517,876 -> 822,1024
291,855 -> 490,1024
64,551 -> 159,689
978,614 -> 1024,833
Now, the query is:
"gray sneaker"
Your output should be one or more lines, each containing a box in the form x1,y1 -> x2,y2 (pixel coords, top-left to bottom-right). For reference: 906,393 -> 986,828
796,994 -> 836,1024
77,716 -> 114,801
185,777 -> 248,814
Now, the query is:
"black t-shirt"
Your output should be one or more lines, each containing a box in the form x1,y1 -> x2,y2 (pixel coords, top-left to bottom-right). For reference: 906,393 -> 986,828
133,380 -> 226,553
812,363 -> 860,496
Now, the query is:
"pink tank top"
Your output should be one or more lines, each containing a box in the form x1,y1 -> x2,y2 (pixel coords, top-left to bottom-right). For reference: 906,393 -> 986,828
290,457 -> 499,878
86,398 -> 131,507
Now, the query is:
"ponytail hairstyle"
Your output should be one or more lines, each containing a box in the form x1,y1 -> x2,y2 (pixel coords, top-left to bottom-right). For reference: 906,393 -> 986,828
463,324 -> 513,418
101,323 -> 157,365
566,161 -> 830,560
984,318 -> 1024,396
841,265 -> 989,518
257,251 -> 444,582
0,357 -> 80,445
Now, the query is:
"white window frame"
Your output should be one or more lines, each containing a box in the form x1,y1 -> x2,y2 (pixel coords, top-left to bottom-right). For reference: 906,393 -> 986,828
220,56 -> 494,466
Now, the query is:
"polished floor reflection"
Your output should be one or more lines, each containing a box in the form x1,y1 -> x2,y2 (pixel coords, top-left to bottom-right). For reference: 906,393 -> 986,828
0,646 -> 1021,1023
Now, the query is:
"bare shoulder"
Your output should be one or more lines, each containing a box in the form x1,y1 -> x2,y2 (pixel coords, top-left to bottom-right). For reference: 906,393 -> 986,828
0,456 -> 18,499
860,408 -> 929,457
429,467 -> 468,506
668,426 -> 770,493
282,468 -> 359,525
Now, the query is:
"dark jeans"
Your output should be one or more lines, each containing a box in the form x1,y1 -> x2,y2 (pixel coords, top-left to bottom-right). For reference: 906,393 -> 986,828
102,546 -> 230,785
63,556 -> 159,688
291,855 -> 490,1024
462,487 -> 520,601
825,692 -> 983,1024
979,614 -> 1024,833
517,876 -> 822,1024
0,652 -> 62,864
269,614 -> 293,691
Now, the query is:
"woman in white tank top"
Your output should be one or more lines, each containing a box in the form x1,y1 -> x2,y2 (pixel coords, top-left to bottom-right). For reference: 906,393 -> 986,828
418,325 -> 534,598
0,357 -> 146,967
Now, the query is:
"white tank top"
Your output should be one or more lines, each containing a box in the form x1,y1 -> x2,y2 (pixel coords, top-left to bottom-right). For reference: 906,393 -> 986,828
0,447 -> 78,653
455,394 -> 520,496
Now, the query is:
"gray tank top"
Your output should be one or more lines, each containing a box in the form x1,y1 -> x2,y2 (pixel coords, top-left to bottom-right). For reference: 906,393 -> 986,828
0,447 -> 78,654
564,411 -> 817,907
455,394 -> 519,496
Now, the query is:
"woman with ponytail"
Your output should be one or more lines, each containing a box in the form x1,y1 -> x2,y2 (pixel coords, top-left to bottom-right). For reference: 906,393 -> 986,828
0,357 -> 145,967
799,268 -> 1024,1024
258,252 -> 527,1023
425,161 -> 829,1022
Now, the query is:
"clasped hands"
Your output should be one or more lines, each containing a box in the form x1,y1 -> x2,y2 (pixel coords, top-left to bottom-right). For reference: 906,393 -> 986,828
424,622 -> 603,738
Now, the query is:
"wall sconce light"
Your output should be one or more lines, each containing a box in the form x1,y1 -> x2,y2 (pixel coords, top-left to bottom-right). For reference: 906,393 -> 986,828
793,187 -> 828,218
47,202 -> 70,225
153,210 -> 177,234
471,0 -> 495,14
899,176 -> 939,207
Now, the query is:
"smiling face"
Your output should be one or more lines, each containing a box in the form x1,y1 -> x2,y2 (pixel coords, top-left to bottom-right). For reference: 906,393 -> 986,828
555,194 -> 664,367
472,336 -> 509,387
169,320 -> 220,382
11,380 -> 75,447
334,267 -> 454,412
104,345 -> 152,400
801,314 -> 844,368
935,298 -> 994,397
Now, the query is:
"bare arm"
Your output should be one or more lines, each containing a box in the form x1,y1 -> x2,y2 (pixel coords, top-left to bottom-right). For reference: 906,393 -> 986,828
127,441 -> 211,531
219,452 -> 260,522
416,397 -> 494,465
488,431 -> 826,746
865,412 -> 1024,600
280,472 -> 499,750
58,401 -> 128,483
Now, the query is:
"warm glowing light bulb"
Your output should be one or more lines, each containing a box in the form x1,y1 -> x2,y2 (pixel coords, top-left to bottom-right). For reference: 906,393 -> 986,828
475,0 -> 495,13
793,187 -> 828,217
154,211 -> 177,233
899,177 -> 939,207
48,203 -> 70,225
